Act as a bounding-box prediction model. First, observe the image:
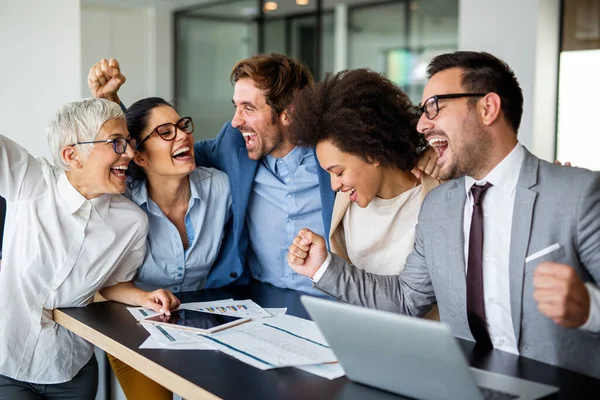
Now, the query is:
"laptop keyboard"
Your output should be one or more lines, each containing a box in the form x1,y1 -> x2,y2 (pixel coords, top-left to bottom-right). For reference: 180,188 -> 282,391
478,386 -> 520,400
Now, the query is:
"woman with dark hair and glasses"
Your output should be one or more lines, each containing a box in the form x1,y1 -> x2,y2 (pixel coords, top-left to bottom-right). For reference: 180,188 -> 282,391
104,97 -> 232,400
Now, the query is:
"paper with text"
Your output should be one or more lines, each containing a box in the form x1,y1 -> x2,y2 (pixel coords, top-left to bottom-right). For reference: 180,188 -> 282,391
188,315 -> 337,369
180,299 -> 272,319
134,308 -> 287,350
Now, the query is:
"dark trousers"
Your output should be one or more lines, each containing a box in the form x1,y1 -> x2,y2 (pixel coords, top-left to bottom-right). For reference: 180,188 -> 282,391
0,354 -> 98,400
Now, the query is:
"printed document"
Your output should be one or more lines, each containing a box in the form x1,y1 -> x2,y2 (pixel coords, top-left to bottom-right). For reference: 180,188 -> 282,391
188,315 -> 337,369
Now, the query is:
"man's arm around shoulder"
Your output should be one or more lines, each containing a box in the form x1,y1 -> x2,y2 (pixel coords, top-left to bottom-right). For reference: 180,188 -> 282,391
194,122 -> 241,170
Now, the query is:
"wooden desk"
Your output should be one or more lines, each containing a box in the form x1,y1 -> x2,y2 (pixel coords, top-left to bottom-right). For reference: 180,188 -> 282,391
55,281 -> 600,400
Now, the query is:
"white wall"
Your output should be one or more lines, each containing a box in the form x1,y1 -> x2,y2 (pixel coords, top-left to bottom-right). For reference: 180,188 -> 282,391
81,4 -> 173,104
0,0 -> 82,159
0,2 -> 174,158
458,0 -> 561,161
154,8 -> 174,102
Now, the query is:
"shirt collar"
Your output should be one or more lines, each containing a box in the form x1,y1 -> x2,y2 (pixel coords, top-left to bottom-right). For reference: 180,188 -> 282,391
129,171 -> 205,210
263,146 -> 309,176
464,142 -> 525,196
90,194 -> 111,221
188,168 -> 209,206
129,178 -> 150,207
57,172 -> 111,220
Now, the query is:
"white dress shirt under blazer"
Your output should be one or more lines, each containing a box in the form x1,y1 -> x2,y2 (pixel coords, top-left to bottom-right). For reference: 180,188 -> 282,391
0,135 -> 148,384
462,143 -> 524,354
463,143 -> 600,354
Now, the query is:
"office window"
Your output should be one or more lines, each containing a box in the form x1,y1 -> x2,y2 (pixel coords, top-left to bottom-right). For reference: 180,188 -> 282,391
556,0 -> 600,169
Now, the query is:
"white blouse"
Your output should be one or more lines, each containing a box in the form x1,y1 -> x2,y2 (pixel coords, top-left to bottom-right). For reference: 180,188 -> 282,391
343,185 -> 422,275
0,135 -> 148,384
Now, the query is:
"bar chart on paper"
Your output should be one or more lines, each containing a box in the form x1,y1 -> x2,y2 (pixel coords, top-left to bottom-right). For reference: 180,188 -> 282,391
181,299 -> 273,319
203,305 -> 247,313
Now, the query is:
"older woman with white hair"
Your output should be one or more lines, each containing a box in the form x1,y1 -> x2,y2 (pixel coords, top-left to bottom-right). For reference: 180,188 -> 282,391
0,98 -> 179,400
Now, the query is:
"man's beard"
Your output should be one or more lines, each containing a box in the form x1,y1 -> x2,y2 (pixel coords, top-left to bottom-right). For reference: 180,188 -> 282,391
440,116 -> 490,181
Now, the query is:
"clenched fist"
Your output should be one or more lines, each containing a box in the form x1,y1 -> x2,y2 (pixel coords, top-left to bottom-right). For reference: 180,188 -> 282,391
533,262 -> 590,328
88,58 -> 126,104
287,228 -> 329,279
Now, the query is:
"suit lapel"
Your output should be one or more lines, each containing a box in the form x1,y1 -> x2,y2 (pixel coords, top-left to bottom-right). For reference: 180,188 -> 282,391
236,147 -> 258,232
316,154 -> 336,240
443,180 -> 470,326
330,193 -> 350,240
329,192 -> 351,259
508,149 -> 539,345
445,179 -> 467,271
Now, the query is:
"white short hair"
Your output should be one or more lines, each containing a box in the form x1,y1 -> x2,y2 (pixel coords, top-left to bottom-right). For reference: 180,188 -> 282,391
46,98 -> 125,171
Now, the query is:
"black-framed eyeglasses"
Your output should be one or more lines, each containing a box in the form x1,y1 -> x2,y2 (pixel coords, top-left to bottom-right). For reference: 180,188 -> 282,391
416,93 -> 486,120
70,137 -> 135,155
136,117 -> 194,150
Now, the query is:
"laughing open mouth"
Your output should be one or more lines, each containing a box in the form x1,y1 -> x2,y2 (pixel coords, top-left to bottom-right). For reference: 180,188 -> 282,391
428,137 -> 449,160
341,188 -> 357,202
172,146 -> 192,160
242,132 -> 257,147
110,164 -> 128,179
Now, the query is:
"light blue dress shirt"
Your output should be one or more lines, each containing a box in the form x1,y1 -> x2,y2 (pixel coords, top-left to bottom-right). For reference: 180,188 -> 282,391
127,167 -> 232,293
246,147 -> 325,294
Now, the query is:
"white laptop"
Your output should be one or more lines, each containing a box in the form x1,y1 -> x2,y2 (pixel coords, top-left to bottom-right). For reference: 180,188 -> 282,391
301,296 -> 559,400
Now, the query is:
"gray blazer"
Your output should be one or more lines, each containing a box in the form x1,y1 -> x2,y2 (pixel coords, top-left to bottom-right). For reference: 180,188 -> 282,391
316,148 -> 600,379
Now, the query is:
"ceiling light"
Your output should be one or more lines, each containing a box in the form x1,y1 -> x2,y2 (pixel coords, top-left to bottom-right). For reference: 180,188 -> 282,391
296,0 -> 309,5
264,1 -> 278,11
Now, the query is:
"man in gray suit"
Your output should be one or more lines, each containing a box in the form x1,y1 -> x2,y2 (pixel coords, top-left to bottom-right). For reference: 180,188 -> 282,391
287,51 -> 600,379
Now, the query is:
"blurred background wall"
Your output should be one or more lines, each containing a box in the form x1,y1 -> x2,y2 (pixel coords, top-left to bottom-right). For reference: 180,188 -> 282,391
3,0 -> 599,168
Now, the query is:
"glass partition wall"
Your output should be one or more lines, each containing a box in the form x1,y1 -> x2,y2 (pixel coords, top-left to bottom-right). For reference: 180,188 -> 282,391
175,0 -> 459,140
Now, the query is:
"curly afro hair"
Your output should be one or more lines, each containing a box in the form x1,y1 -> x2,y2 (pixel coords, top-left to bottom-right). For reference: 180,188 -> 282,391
290,68 -> 427,171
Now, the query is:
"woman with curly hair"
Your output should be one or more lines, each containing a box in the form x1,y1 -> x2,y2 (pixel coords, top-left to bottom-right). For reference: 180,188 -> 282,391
290,68 -> 439,318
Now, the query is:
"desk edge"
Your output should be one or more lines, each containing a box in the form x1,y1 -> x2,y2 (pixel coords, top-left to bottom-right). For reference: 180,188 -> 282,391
53,309 -> 221,400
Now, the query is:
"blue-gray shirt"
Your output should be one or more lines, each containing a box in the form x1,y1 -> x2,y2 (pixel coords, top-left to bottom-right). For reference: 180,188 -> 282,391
128,167 -> 232,293
246,147 -> 324,294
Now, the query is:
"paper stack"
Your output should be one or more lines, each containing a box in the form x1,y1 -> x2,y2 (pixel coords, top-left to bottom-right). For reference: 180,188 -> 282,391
127,299 -> 345,380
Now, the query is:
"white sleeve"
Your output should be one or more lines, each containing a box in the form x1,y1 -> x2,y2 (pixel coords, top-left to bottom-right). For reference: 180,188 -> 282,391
311,253 -> 332,284
0,135 -> 46,201
104,220 -> 148,287
579,283 -> 600,332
